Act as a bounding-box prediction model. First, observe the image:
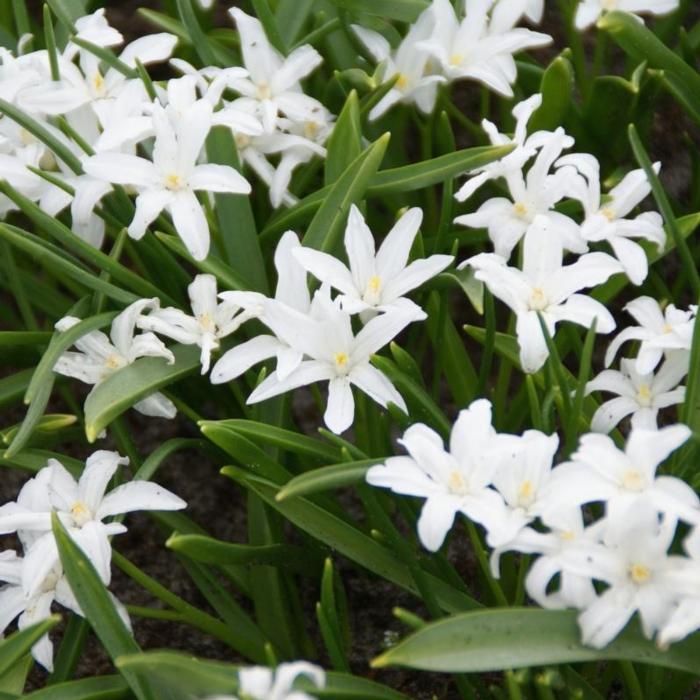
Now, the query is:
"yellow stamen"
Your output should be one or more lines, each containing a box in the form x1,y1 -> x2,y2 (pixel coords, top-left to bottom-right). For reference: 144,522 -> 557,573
637,383 -> 652,406
257,82 -> 271,100
92,71 -> 105,95
449,54 -> 464,67
600,206 -> 616,221
514,202 -> 529,217
396,73 -> 408,89
529,287 -> 548,312
518,480 -> 534,506
164,173 -> 184,190
333,352 -> 349,373
70,501 -> 91,527
104,354 -> 125,370
448,470 -> 468,495
621,468 -> 645,491
629,563 -> 650,584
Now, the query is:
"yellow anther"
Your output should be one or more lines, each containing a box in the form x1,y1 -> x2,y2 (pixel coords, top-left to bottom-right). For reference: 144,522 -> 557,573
256,81 -> 272,100
104,354 -> 125,370
514,202 -> 529,217
164,173 -> 184,190
333,352 -> 349,373
529,287 -> 548,312
396,73 -> 408,89
629,563 -> 651,584
662,323 -> 673,334
600,206 -> 616,221
448,470 -> 468,495
304,121 -> 319,139
621,468 -> 645,491
92,72 -> 105,95
70,501 -> 92,527
637,384 -> 652,406
518,480 -> 534,506
449,54 -> 464,67
560,530 -> 575,541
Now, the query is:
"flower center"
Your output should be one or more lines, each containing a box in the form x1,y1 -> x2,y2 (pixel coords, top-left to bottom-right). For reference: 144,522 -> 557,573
517,480 -> 535,507
333,352 -> 349,374
234,133 -> 251,150
363,276 -> 382,305
198,311 -> 217,334
104,353 -> 126,371
19,127 -> 36,146
600,206 -> 616,221
528,287 -> 549,312
304,121 -> 319,140
636,383 -> 652,406
70,501 -> 92,527
559,530 -> 575,542
449,54 -> 464,67
257,81 -> 272,100
396,73 -> 408,90
621,468 -> 646,492
448,470 -> 468,496
92,71 -> 105,96
164,172 -> 185,190
628,563 -> 650,584
662,323 -> 673,334
514,202 -> 529,219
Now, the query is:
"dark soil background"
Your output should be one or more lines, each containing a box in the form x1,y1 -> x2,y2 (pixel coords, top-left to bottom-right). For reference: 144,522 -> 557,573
2,1 -> 700,699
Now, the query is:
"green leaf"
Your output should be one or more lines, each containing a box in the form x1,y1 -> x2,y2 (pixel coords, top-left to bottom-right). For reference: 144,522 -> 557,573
52,514 -> 154,700
167,533 -> 323,575
327,0 -> 428,22
200,419 -> 341,463
175,0 -> 221,66
137,8 -> 192,44
325,91 -> 363,185
23,676 -> 130,700
276,0 -> 315,47
276,459 -> 378,500
599,10 -> 700,122
263,144 -> 512,240
45,0 -> 85,28
436,267 -> 484,314
372,608 -> 700,675
530,52 -> 574,132
303,133 -> 390,252
0,617 -> 60,679
83,344 -> 200,442
584,75 -> 638,155
251,0 -> 287,53
0,369 -> 32,409
222,471 -> 479,614
205,127 -> 268,293
2,413 -> 76,445
0,448 -> 83,476
0,331 -> 52,347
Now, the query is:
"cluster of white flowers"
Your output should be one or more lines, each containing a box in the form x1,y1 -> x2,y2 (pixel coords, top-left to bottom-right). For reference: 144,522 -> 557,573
0,7 -> 332,262
207,661 -> 325,700
586,296 -> 695,433
54,207 -> 451,435
0,450 -> 186,670
456,93 -> 667,373
353,0 -> 551,120
367,400 -> 700,649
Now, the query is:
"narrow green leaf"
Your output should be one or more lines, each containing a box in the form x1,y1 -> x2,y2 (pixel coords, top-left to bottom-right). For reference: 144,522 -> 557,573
52,514 -> 154,699
137,8 -> 191,44
0,448 -> 83,476
0,332 -> 51,347
175,0 -> 220,65
2,413 -> 76,445
45,0 -> 85,28
222,471 -> 479,614
276,459 -> 378,500
529,52 -> 574,132
205,127 -> 268,293
303,133 -> 390,252
275,0 -> 314,46
327,0 -> 428,22
0,617 -> 60,679
372,608 -> 700,675
325,90 -> 362,185
69,36 -> 137,78
24,675 -> 129,700
83,344 -> 200,442
251,0 -> 287,53
0,369 -> 33,409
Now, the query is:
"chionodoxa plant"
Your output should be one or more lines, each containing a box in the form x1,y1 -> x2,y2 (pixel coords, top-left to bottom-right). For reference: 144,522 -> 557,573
1,0 -> 700,698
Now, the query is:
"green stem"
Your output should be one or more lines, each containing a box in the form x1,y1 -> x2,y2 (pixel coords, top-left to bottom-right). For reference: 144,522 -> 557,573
466,520 -> 509,607
619,661 -> 644,700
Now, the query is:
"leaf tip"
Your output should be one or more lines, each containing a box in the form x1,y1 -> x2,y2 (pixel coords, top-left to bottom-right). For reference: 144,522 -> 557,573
370,652 -> 390,669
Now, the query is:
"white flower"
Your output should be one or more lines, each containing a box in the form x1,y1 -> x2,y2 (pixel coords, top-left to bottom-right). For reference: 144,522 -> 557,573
54,299 -> 177,420
0,451 -> 186,598
454,92 -> 545,202
293,205 -> 452,320
208,661 -> 325,700
138,274 -> 255,374
352,10 -> 446,120
418,0 -> 551,97
493,0 -> 545,24
605,296 -> 696,373
490,507 -> 600,610
228,8 -> 323,133
211,231 -> 312,385
243,287 -> 416,434
366,399 -> 512,552
545,425 -> 699,523
575,0 -> 679,31
586,355 -> 687,433
465,216 -> 621,373
562,500 -> 680,648
558,155 -> 665,284
455,128 -> 587,259
486,429 -> 561,547
83,100 -> 251,260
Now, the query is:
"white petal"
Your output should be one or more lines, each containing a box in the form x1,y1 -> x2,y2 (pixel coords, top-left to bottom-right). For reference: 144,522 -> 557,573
211,335 -> 281,383
169,190 -> 210,261
350,363 -> 407,412
417,496 -> 458,551
189,163 -> 251,194
128,188 -> 173,240
79,450 -> 129,514
324,378 -> 355,434
83,153 -> 159,188
97,481 -> 186,520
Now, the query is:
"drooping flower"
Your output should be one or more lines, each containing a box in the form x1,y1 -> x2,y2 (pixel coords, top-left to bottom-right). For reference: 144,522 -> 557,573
83,100 -> 251,260
604,296 -> 696,374
366,399 -> 513,551
575,0 -> 680,31
586,355 -> 687,433
54,299 -> 177,420
293,205 -> 452,320
465,216 -> 621,373
138,274 -> 256,374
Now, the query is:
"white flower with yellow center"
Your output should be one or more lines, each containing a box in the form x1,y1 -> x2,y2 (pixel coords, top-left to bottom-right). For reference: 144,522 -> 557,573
293,205 -> 452,321
544,425 -> 699,524
243,286 -> 416,434
53,299 -> 177,420
586,355 -> 687,433
558,500 -> 680,648
605,296 -> 696,374
575,0 -> 679,31
464,216 -> 621,373
366,399 -> 513,552
83,100 -> 251,261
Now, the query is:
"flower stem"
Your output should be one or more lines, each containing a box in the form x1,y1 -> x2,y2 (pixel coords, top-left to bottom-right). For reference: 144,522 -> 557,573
466,520 -> 509,607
